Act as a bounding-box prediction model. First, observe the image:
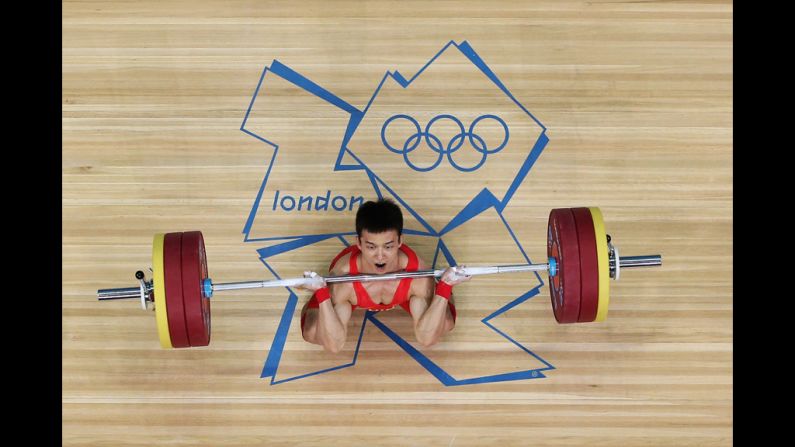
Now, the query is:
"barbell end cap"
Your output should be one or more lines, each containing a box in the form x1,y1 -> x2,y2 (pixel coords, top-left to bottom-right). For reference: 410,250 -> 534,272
548,257 -> 557,277
203,279 -> 213,299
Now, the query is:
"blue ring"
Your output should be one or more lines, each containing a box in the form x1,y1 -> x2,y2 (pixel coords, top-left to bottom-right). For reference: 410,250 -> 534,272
425,114 -> 466,154
203,278 -> 213,298
448,132 -> 488,172
381,114 -> 421,154
403,131 -> 443,172
469,114 -> 509,154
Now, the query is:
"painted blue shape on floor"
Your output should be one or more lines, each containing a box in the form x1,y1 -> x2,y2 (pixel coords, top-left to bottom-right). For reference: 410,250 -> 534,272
243,40 -> 555,385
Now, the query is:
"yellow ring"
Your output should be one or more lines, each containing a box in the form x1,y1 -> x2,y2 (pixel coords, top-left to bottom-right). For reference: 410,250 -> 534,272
152,233 -> 173,348
589,207 -> 610,322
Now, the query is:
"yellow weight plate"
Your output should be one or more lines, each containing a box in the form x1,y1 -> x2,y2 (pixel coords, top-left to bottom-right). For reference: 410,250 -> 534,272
152,233 -> 173,348
589,207 -> 610,322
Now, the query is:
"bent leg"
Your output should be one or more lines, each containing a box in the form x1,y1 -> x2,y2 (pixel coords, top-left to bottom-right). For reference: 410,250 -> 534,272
406,293 -> 457,346
405,295 -> 455,331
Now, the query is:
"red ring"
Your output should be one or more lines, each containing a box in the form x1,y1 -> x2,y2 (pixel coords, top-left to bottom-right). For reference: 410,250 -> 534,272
163,232 -> 190,347
547,208 -> 582,324
570,208 -> 599,323
181,231 -> 211,347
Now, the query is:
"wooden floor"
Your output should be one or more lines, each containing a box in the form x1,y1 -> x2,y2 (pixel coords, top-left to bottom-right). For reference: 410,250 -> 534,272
63,1 -> 732,445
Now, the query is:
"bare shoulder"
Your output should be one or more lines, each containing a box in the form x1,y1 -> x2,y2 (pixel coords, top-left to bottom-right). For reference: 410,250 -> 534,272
329,252 -> 352,276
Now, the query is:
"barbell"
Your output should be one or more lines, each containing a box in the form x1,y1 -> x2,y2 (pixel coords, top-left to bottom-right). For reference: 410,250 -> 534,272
97,207 -> 661,348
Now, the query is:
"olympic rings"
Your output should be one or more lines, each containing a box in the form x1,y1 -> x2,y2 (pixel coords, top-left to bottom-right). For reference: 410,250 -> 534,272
380,114 -> 510,172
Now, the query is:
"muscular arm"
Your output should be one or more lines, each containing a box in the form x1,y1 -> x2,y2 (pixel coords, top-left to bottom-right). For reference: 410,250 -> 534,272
315,288 -> 352,354
409,258 -> 456,347
409,279 -> 452,347
308,260 -> 354,354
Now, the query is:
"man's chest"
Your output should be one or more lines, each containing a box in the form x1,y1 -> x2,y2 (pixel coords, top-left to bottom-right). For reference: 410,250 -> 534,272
334,280 -> 403,305
361,280 -> 403,304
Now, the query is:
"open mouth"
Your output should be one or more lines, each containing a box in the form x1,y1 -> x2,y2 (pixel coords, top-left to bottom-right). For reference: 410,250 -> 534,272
375,262 -> 387,271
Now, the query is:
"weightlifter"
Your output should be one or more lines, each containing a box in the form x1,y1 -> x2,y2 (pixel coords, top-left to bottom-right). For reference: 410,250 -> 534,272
297,198 -> 471,353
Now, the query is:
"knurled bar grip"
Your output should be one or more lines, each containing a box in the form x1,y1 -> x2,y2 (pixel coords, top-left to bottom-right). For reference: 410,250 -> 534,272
211,263 -> 550,292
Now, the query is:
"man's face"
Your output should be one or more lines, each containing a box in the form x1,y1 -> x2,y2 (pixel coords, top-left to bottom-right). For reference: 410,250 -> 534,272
357,229 -> 402,273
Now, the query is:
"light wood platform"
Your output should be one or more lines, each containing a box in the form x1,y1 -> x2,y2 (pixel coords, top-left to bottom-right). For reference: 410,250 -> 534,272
63,1 -> 732,445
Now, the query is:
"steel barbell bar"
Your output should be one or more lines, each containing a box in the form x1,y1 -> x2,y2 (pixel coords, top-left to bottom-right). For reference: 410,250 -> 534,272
96,207 -> 663,348
97,254 -> 661,302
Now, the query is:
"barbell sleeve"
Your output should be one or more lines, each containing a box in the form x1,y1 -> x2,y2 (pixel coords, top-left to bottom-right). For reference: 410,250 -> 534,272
612,255 -> 661,268
97,287 -> 144,300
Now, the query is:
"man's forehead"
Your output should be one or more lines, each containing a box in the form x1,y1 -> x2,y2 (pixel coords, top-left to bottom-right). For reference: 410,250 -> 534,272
360,229 -> 400,243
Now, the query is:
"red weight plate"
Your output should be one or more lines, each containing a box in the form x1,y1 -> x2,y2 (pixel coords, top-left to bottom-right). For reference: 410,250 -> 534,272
570,208 -> 599,323
181,231 -> 211,347
163,232 -> 190,348
547,208 -> 581,324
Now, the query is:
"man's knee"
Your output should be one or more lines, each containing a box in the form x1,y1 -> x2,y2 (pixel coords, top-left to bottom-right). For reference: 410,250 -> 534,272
417,336 -> 439,348
444,312 -> 455,333
301,306 -> 320,344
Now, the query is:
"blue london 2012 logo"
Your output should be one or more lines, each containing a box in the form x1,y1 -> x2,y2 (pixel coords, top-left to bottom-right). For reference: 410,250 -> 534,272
240,40 -> 553,386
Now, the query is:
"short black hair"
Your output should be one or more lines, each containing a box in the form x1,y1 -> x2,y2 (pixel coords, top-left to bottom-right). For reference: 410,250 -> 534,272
355,198 -> 403,237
